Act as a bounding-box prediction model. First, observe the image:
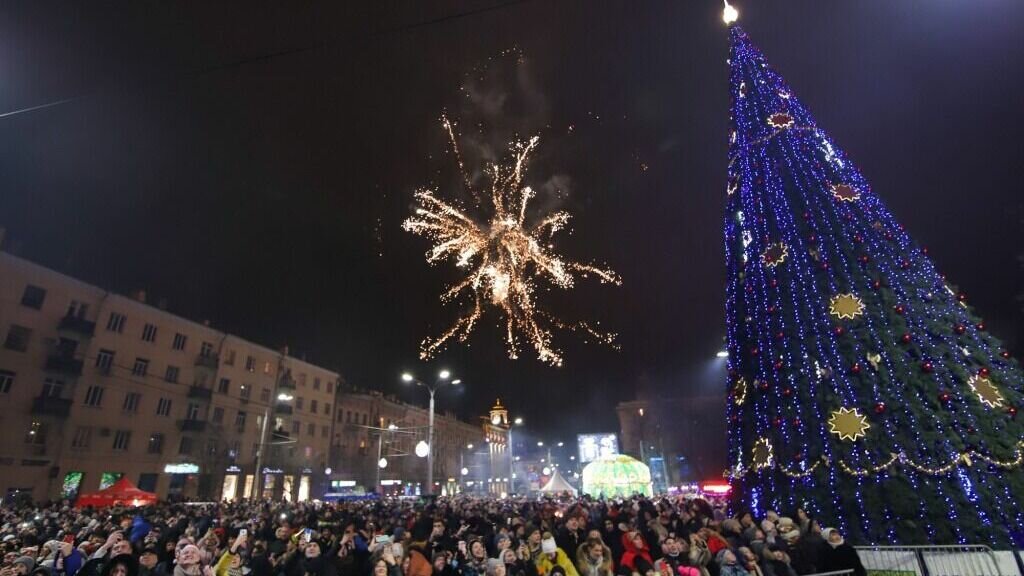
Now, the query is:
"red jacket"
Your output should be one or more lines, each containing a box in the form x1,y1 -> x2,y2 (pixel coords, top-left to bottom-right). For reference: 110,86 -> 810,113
620,533 -> 653,572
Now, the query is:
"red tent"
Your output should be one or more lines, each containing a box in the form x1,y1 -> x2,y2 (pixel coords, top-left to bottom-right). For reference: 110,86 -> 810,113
75,478 -> 158,508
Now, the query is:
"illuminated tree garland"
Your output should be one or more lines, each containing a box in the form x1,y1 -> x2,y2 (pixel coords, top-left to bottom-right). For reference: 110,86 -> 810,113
723,24 -> 1024,546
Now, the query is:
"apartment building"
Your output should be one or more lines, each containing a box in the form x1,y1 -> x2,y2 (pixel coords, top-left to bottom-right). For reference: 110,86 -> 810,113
0,251 -> 338,501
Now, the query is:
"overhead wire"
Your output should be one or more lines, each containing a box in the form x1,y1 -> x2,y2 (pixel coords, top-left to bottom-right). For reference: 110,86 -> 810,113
0,0 -> 536,121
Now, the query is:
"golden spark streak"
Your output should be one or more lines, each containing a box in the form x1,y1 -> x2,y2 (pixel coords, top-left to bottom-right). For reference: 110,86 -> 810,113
403,119 -> 621,366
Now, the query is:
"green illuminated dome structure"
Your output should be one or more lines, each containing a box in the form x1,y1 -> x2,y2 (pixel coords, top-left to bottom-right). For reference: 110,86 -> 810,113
582,454 -> 653,498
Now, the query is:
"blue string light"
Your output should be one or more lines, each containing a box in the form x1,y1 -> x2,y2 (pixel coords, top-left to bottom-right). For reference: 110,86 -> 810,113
724,25 -> 1024,545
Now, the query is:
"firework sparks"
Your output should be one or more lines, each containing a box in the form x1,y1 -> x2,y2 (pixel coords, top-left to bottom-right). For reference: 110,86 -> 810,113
403,115 -> 621,366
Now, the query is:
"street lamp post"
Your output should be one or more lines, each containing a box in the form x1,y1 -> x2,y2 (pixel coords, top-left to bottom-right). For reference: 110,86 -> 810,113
508,417 -> 522,493
254,392 -> 294,498
402,370 -> 460,496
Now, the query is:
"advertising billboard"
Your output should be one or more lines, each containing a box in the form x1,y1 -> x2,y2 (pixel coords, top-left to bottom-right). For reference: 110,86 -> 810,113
577,433 -> 619,463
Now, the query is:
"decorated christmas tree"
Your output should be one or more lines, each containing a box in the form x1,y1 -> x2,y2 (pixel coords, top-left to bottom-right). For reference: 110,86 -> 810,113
723,23 -> 1024,546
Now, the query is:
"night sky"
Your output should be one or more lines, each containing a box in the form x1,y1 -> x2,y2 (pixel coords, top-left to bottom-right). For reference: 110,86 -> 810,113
2,1 -> 1022,442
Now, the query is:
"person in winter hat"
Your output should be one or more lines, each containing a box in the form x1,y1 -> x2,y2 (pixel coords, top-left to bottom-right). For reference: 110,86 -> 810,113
12,556 -> 37,576
713,550 -> 748,576
617,532 -> 652,576
535,534 -> 577,576
820,530 -> 865,576
760,545 -> 796,576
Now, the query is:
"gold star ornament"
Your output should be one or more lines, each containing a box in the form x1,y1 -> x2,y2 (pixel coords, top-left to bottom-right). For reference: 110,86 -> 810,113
751,438 -> 773,470
731,377 -> 748,406
829,293 -> 865,320
831,183 -> 861,202
767,112 -> 794,129
968,375 -> 1005,408
828,407 -> 870,441
760,242 -> 789,268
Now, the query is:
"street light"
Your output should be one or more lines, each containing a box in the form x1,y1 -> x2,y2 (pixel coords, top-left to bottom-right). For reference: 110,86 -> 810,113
378,458 -> 388,469
716,350 -> 729,358
557,442 -> 564,447
507,416 -> 523,494
401,370 -> 461,495
537,441 -> 544,447
415,440 -> 430,458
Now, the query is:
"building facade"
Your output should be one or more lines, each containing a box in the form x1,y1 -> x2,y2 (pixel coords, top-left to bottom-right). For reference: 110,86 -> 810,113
616,396 -> 727,489
327,386 -> 483,496
0,250 -> 502,502
0,251 -> 338,501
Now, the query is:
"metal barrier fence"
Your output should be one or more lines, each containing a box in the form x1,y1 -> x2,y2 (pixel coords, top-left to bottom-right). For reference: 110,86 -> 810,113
855,544 -> 1019,576
804,571 -> 854,576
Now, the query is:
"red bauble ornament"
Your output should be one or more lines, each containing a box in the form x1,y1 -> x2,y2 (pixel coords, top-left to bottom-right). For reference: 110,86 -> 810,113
976,322 -> 985,331
770,279 -> 779,288
791,418 -> 801,427
851,363 -> 862,375
820,261 -> 830,270
894,305 -> 905,315
874,402 -> 886,414
792,453 -> 803,462
853,235 -> 863,244
900,333 -> 912,344
939,391 -> 951,403
957,292 -> 967,302
807,234 -> 817,243
751,346 -> 760,356
921,246 -> 929,255
1000,350 -> 1011,359
954,324 -> 966,335
900,259 -> 911,270
772,417 -> 783,427
774,361 -> 784,371
730,414 -> 740,423
921,361 -> 934,373
871,280 -> 881,291
782,387 -> 793,397
834,326 -> 846,337
979,367 -> 990,378
759,381 -> 770,391
775,331 -> 785,340
767,305 -> 776,314
1010,407 -> 1019,419
802,211 -> 810,220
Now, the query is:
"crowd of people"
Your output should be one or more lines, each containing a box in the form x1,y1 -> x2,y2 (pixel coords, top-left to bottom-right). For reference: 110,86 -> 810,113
0,495 -> 865,576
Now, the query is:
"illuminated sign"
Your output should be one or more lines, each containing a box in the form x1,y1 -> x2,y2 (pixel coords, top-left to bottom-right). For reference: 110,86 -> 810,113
577,433 -> 619,464
164,463 -> 200,474
700,481 -> 732,495
301,468 -> 313,474
380,480 -> 403,486
262,467 -> 284,474
225,466 -> 242,473
331,480 -> 357,488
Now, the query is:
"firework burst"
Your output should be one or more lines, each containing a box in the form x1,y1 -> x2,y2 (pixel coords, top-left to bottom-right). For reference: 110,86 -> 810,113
403,115 -> 621,366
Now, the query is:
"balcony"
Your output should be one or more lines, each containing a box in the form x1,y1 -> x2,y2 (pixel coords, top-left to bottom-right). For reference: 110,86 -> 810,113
177,419 -> 208,433
274,404 -> 293,415
31,396 -> 72,418
188,385 -> 213,400
45,355 -> 84,377
194,354 -> 219,370
58,315 -> 96,337
277,377 -> 296,391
